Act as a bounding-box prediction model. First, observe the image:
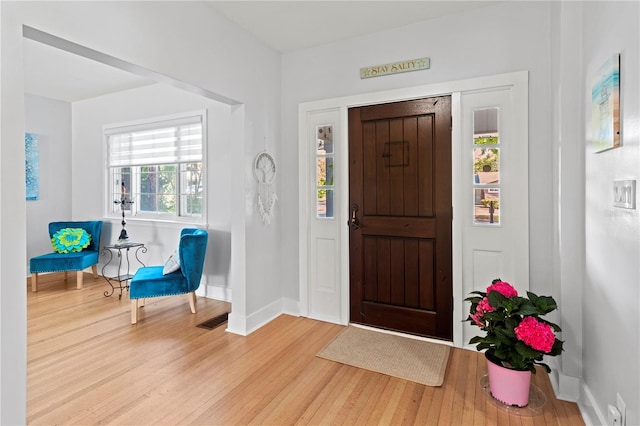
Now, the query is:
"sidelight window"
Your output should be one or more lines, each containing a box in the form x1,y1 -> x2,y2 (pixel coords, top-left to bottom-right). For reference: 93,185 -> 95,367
473,107 -> 501,225
316,125 -> 335,218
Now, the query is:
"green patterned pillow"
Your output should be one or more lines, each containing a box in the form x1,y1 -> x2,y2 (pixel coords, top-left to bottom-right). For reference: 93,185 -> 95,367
51,228 -> 92,253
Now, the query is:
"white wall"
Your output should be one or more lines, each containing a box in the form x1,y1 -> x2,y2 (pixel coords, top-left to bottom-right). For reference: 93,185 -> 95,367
280,1 -> 555,303
72,84 -> 234,295
1,4 -> 28,422
25,94 -> 72,273
549,0 -> 585,402
580,2 -> 640,425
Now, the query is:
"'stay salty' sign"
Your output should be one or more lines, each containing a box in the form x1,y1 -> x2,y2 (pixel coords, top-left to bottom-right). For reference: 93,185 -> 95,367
360,57 -> 430,79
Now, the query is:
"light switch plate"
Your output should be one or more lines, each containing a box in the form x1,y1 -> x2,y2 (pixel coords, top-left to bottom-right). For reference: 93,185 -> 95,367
613,180 -> 636,209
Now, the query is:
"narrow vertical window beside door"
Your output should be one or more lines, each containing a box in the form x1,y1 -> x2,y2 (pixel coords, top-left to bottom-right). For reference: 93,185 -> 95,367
473,107 -> 501,225
316,125 -> 335,218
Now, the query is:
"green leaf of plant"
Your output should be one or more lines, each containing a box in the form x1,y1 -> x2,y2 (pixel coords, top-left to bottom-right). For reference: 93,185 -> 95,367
487,291 -> 507,308
515,303 -> 538,317
536,362 -> 551,373
549,339 -> 564,355
477,342 -> 491,351
483,311 -> 504,322
493,347 -> 509,360
528,293 -> 558,314
515,341 -> 541,359
505,317 -> 520,334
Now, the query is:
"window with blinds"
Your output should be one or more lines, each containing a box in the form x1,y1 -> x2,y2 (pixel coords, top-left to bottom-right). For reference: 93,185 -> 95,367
105,111 -> 206,221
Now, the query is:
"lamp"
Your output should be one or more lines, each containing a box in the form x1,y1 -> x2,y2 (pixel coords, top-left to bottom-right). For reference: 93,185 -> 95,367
114,181 -> 134,242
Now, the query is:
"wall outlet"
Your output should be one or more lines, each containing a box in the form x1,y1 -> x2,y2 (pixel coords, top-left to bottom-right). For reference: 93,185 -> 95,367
617,393 -> 626,426
608,404 -> 622,425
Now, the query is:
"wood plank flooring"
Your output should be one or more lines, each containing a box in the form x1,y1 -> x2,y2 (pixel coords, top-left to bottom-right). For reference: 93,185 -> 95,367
27,273 -> 584,425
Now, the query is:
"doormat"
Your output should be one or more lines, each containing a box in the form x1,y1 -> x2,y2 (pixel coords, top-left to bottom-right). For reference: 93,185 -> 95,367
317,325 -> 451,386
197,312 -> 229,330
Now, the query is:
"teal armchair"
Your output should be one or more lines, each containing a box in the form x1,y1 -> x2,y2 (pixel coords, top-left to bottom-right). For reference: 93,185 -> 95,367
29,221 -> 103,292
129,228 -> 208,324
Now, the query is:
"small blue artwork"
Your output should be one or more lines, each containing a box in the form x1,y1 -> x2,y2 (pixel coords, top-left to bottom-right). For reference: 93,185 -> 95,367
591,54 -> 621,152
25,133 -> 39,201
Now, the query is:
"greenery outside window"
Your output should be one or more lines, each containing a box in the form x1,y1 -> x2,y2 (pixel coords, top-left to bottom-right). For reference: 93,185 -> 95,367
473,107 -> 500,225
106,111 -> 206,222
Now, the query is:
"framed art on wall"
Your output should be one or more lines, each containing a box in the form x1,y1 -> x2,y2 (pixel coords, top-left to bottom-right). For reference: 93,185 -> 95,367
25,132 -> 39,201
591,54 -> 621,153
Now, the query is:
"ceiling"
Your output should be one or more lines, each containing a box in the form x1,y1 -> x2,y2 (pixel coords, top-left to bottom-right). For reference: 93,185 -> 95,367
23,1 -> 502,103
207,1 -> 502,53
23,38 -> 156,103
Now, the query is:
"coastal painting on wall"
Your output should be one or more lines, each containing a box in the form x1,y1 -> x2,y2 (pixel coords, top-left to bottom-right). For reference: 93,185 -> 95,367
591,54 -> 621,153
25,133 -> 39,201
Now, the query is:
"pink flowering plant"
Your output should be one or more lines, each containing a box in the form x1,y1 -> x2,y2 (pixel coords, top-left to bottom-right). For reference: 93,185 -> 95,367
465,278 -> 563,373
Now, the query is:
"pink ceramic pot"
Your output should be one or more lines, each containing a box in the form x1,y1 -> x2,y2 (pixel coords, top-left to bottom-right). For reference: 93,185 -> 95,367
486,355 -> 531,407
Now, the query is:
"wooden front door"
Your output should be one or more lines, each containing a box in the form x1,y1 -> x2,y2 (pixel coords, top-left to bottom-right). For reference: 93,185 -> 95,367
348,96 -> 452,340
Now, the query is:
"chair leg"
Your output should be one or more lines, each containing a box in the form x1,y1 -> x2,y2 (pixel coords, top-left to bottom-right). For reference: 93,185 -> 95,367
32,273 -> 38,292
92,264 -> 98,279
188,292 -> 196,314
76,271 -> 84,289
131,299 -> 138,324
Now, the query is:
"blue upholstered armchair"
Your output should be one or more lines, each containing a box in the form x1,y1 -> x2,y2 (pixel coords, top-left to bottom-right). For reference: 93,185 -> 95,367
29,221 -> 103,292
129,228 -> 208,324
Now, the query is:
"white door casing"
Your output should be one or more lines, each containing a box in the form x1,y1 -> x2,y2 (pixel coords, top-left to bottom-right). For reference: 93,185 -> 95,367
298,72 -> 529,346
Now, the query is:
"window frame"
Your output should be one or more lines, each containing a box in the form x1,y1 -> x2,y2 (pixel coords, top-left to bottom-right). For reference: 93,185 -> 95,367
104,110 -> 207,224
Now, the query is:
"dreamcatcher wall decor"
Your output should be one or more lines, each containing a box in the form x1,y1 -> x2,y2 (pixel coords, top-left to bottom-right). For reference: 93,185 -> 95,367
253,150 -> 277,224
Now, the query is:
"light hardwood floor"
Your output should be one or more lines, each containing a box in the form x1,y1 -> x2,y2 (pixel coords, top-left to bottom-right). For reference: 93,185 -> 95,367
27,273 -> 584,425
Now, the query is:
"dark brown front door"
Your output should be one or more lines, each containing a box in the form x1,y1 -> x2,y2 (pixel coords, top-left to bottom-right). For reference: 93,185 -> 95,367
348,96 -> 452,340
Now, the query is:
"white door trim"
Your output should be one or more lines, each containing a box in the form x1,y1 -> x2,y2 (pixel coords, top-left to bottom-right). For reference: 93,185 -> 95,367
298,71 -> 529,347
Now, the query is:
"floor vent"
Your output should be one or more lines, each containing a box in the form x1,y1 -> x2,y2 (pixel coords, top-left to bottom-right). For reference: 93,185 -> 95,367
197,312 -> 229,330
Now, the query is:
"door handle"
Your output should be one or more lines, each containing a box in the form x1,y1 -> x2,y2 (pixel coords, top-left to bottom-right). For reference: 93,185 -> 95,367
348,204 -> 359,230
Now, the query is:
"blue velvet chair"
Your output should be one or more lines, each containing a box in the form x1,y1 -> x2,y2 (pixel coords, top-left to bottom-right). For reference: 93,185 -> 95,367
30,221 -> 103,292
129,228 -> 208,324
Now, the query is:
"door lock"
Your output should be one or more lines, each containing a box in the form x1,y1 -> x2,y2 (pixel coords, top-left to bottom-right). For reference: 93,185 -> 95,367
348,204 -> 359,230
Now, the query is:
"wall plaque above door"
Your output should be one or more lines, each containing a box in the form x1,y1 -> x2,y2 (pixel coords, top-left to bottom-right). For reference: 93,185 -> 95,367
360,57 -> 430,79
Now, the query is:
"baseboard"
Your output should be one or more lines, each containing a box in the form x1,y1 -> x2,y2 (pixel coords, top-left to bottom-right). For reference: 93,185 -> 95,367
549,359 -> 602,425
244,298 -> 285,335
225,297 -> 293,336
226,312 -> 247,336
549,367 -> 580,402
579,381 -> 607,426
198,283 -> 232,302
281,297 -> 300,317
202,284 -> 297,335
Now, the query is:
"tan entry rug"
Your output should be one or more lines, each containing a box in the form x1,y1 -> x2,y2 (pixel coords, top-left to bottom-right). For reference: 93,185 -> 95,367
317,326 -> 451,387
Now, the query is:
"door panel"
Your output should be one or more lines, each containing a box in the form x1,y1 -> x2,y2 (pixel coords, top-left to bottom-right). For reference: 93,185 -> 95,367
460,89 -> 530,347
306,108 -> 342,324
349,97 -> 452,340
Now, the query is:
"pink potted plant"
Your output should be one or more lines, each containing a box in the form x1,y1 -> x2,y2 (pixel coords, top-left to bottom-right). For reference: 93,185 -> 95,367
465,279 -> 564,407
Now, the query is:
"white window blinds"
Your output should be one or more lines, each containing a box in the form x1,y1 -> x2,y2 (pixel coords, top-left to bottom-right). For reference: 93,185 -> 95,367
106,114 -> 203,167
